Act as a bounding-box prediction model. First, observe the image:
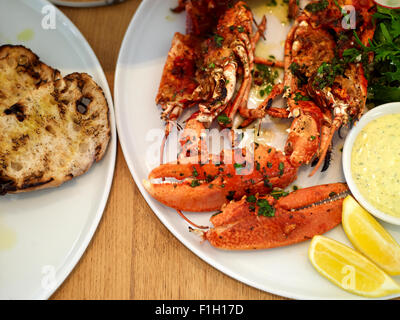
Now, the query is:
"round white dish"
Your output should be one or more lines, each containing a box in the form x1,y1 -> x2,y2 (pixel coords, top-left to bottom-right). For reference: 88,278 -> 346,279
115,0 -> 400,299
343,102 -> 400,226
0,0 -> 116,299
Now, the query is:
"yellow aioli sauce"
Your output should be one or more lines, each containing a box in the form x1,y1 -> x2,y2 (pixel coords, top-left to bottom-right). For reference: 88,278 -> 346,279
351,113 -> 400,217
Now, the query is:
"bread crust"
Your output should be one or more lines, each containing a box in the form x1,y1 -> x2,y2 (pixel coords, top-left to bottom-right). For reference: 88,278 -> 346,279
0,45 -> 111,195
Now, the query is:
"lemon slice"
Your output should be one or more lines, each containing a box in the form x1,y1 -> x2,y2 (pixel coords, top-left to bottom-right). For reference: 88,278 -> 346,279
309,235 -> 400,298
343,195 -> 400,276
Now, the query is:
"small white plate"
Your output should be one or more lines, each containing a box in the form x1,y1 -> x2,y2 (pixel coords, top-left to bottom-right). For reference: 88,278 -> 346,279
343,102 -> 400,225
115,0 -> 400,299
0,0 -> 116,299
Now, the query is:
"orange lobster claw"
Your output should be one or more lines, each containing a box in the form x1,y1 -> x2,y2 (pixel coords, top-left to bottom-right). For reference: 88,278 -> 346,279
204,183 -> 348,249
143,144 -> 297,212
284,100 -> 324,167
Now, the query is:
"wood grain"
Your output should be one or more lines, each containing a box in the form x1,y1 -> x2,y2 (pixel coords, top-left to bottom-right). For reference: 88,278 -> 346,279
51,0 -> 283,300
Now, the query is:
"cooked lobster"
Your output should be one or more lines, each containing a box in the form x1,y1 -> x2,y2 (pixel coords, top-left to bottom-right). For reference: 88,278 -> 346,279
202,183 -> 349,249
144,0 -> 376,250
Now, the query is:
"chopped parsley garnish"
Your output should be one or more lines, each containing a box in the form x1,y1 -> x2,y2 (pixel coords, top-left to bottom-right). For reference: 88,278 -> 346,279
190,180 -> 200,188
305,0 -> 328,13
259,84 -> 273,98
214,34 -> 224,48
217,113 -> 231,125
226,191 -> 236,201
264,178 -> 272,188
256,199 -> 275,217
279,162 -> 285,176
246,195 -> 257,203
293,92 -> 311,103
253,64 -> 279,93
289,62 -> 307,85
234,163 -> 246,174
271,189 -> 289,200
312,60 -> 345,90
289,62 -> 300,75
206,174 -> 214,182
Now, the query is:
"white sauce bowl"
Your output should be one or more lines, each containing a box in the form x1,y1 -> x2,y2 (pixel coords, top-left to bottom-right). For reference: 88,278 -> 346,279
343,102 -> 400,225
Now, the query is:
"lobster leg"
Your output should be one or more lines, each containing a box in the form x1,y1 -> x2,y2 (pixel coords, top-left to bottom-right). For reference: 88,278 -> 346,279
225,40 -> 253,123
226,15 -> 267,125
238,83 -> 286,128
204,183 -> 349,250
288,0 -> 299,20
308,114 -> 343,176
254,57 -> 284,69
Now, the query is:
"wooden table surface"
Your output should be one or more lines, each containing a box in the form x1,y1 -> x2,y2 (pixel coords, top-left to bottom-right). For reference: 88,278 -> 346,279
50,0 -> 283,300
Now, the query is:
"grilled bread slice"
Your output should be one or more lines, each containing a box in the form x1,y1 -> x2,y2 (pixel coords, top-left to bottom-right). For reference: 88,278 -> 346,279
0,45 -> 110,195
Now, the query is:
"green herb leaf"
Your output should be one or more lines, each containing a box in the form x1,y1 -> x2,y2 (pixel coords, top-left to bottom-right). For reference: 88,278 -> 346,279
271,189 -> 289,200
217,113 -> 231,125
305,0 -> 328,13
279,162 -> 284,176
256,199 -> 275,217
214,34 -> 224,48
190,180 -> 200,188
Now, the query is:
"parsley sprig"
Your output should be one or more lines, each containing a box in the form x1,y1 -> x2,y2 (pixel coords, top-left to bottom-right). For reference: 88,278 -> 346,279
368,8 -> 400,104
344,7 -> 400,105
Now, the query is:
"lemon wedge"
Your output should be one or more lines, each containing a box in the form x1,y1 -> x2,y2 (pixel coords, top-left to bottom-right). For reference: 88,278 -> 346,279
309,235 -> 400,298
343,195 -> 400,276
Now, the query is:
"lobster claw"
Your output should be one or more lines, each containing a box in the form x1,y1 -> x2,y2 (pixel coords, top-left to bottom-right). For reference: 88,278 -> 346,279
284,100 -> 324,167
204,183 -> 349,250
143,144 -> 297,212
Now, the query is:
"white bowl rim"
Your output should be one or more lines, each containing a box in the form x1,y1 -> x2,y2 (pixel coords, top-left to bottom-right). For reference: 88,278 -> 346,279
343,101 -> 400,225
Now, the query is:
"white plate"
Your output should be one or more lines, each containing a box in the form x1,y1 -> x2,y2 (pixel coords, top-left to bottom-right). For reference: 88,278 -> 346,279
115,0 -> 400,299
0,0 -> 116,299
